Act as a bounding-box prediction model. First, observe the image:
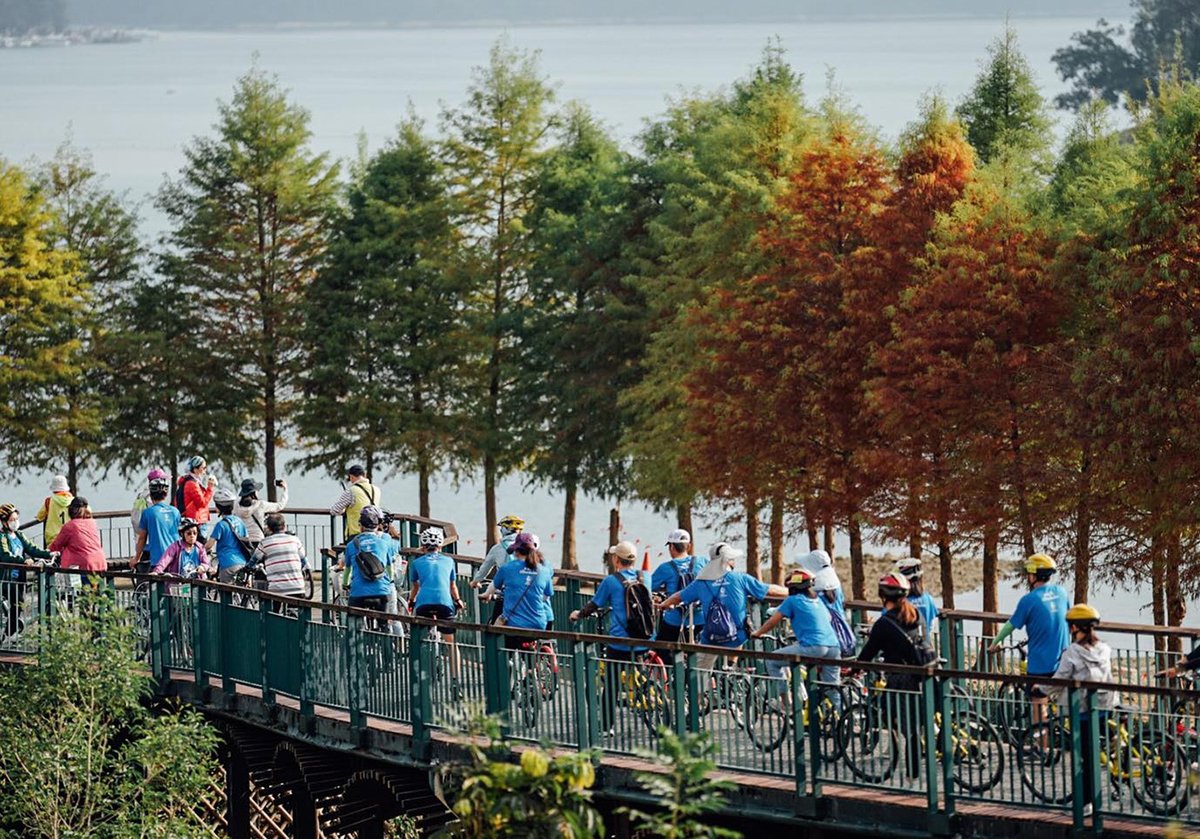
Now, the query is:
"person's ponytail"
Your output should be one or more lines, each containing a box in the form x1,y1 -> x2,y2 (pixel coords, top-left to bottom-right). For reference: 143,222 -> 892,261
894,597 -> 919,628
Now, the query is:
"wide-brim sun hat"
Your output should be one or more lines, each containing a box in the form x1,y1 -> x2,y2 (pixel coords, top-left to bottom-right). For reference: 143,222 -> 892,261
239,478 -> 264,498
49,475 -> 69,493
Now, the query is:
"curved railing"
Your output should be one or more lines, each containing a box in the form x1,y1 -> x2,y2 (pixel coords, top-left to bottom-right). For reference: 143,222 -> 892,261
3,563 -> 1199,832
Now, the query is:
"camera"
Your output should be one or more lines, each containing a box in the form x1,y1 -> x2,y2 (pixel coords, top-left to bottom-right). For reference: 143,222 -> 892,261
275,479 -> 285,487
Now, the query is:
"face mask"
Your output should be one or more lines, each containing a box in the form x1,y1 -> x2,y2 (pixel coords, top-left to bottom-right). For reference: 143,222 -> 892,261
6,518 -> 17,531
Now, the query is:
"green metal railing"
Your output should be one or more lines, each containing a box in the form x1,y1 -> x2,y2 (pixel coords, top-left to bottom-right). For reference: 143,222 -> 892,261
3,564 -> 1200,834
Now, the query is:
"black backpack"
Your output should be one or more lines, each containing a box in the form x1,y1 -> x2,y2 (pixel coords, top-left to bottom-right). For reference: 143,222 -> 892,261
673,557 -> 697,591
620,572 -> 655,640
883,613 -> 938,667
173,475 -> 195,514
352,534 -> 387,581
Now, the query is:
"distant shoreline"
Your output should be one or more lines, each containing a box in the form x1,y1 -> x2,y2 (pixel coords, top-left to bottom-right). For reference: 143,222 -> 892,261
0,28 -> 149,49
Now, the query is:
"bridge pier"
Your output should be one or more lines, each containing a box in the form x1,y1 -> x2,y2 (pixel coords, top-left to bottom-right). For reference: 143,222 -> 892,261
223,744 -> 252,839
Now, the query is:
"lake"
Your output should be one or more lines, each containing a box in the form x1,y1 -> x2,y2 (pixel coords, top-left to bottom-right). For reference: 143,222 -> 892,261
0,16 -> 1176,624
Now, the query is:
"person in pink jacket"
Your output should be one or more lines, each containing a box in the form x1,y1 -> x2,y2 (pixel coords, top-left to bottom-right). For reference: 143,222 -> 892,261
48,497 -> 107,574
152,518 -> 211,579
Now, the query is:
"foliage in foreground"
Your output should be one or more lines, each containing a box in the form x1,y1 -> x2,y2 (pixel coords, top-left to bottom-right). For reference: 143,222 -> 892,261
625,729 -> 741,839
434,715 -> 603,838
0,586 -> 219,839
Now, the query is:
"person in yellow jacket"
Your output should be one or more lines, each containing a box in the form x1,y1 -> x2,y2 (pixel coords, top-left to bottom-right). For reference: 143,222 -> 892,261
36,475 -> 73,545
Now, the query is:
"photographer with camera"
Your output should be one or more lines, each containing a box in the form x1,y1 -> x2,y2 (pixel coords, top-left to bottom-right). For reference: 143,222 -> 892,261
235,476 -> 289,546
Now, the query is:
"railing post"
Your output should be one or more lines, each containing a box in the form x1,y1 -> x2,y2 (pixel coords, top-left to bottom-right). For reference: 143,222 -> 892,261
298,605 -> 314,727
939,674 -> 956,821
220,590 -> 235,701
921,675 -> 940,823
483,628 -> 507,717
672,654 -> 687,737
259,596 -> 274,708
1068,684 -> 1084,832
192,584 -> 206,691
585,646 -> 601,747
409,623 -> 431,760
149,581 -> 165,686
1087,689 -> 1102,835
805,663 -> 821,798
346,613 -> 366,740
951,618 -> 965,671
685,651 -> 701,733
320,550 -> 330,614
569,638 -> 592,752
794,663 -> 809,799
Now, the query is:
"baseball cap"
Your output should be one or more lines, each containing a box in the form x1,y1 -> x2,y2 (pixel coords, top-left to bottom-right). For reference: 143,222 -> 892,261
666,529 -> 691,546
347,464 -> 366,477
609,541 -> 637,561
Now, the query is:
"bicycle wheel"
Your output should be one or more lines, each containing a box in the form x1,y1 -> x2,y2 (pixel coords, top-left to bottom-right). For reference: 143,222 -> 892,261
995,681 -> 1031,745
1015,721 -> 1072,804
510,669 -> 541,731
816,698 -> 845,763
947,711 -> 1005,792
746,680 -> 789,752
1123,730 -> 1189,815
723,671 -> 751,729
534,647 -> 559,701
632,677 -> 672,736
837,702 -> 898,783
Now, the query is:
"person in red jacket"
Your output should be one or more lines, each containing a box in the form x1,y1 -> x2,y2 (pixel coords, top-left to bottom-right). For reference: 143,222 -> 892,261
177,455 -> 217,538
49,497 -> 107,575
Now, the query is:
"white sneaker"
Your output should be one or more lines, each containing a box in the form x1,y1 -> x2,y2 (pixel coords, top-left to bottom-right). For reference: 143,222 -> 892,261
1082,804 -> 1093,817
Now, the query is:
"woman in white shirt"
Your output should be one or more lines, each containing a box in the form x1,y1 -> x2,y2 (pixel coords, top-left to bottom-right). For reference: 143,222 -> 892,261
235,477 -> 289,544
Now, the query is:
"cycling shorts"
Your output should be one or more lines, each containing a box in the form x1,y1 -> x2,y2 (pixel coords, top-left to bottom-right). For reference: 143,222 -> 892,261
415,603 -> 457,634
1027,670 -> 1054,698
349,595 -> 388,612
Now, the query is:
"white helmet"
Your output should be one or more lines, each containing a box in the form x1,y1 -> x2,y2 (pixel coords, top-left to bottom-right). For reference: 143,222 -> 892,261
893,557 -> 922,579
419,526 -> 444,550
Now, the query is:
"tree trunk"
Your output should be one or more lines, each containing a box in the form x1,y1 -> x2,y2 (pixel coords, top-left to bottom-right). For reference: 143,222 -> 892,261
849,515 -> 865,601
769,495 -> 784,584
1151,533 -> 1165,653
561,481 -> 578,571
1073,441 -> 1091,603
264,384 -> 277,502
1009,411 -> 1035,558
803,493 -> 818,551
982,523 -> 999,615
608,507 -> 620,547
676,503 -> 693,542
933,448 -> 954,609
418,457 -> 431,519
823,520 -> 834,557
745,497 -> 760,578
484,453 -> 497,550
1166,530 -> 1185,653
905,481 -> 921,558
67,454 -> 80,497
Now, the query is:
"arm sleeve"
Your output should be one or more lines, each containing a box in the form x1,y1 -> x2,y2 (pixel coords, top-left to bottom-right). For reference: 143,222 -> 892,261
262,486 -> 289,513
152,544 -> 176,574
329,489 -> 354,516
472,545 -> 503,583
992,622 -> 1015,645
857,621 -> 887,663
677,580 -> 701,605
1183,644 -> 1200,671
592,577 -> 614,610
18,533 -> 51,560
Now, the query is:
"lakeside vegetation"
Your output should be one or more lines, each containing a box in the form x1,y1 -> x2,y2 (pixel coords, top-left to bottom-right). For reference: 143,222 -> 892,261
1,2 -> 1199,630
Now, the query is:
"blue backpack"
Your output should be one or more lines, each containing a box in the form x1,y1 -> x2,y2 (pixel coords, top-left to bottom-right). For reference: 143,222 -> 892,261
702,581 -> 740,645
823,600 -> 857,657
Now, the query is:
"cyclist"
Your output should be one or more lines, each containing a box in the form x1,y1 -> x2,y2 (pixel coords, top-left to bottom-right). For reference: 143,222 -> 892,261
329,464 -> 380,541
800,549 -> 844,614
650,529 -> 708,663
134,476 -> 180,573
471,513 -> 524,624
130,468 -> 169,532
408,526 -> 464,686
890,557 -> 938,633
988,554 -> 1069,724
152,518 -> 211,582
340,505 -> 397,611
247,513 -> 308,599
752,568 -> 842,709
488,532 -> 553,649
570,540 -> 654,732
853,572 -> 932,778
1043,603 -> 1112,818
49,497 -> 107,574
0,503 -> 55,637
207,488 -> 250,583
656,542 -> 786,671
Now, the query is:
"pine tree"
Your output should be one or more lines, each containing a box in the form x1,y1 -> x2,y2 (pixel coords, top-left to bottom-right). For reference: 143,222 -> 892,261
296,119 -> 463,515
441,36 -> 557,546
957,25 -> 1053,169
0,160 -> 82,468
157,65 -> 338,497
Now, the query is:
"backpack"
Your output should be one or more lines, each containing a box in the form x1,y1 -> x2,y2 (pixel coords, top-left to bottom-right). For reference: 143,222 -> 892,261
219,517 -> 255,563
825,605 -> 857,658
882,613 -> 938,667
620,572 -> 655,640
173,475 -> 196,514
352,534 -> 386,581
701,581 -> 740,645
673,557 -> 697,591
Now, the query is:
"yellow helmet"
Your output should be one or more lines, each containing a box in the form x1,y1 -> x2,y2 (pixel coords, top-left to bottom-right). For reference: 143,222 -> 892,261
497,514 -> 524,532
1023,554 -> 1057,576
1066,603 -> 1100,625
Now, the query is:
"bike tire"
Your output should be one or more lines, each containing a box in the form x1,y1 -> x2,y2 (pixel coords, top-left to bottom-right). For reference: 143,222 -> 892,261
535,648 -> 559,701
633,678 -> 672,736
948,710 -> 1005,793
746,680 -> 789,752
1015,720 -> 1073,804
510,671 -> 541,731
1124,729 -> 1189,815
995,681 -> 1031,746
837,702 -> 898,783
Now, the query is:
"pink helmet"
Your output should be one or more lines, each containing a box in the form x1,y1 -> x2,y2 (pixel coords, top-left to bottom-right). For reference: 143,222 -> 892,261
507,531 -> 541,554
147,467 -> 168,482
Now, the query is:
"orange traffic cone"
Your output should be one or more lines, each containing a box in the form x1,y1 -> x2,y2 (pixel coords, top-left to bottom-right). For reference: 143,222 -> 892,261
642,549 -> 651,571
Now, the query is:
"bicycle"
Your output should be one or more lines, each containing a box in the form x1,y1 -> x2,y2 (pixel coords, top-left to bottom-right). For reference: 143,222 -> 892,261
508,638 -> 559,732
595,647 -> 671,736
838,676 -> 1005,792
1015,704 -> 1189,814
